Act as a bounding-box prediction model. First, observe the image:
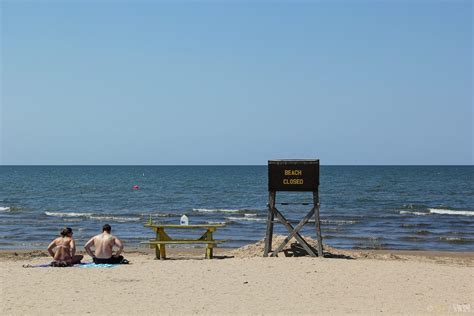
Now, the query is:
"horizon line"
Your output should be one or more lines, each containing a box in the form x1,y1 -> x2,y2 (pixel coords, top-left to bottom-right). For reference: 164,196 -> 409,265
1,164 -> 473,167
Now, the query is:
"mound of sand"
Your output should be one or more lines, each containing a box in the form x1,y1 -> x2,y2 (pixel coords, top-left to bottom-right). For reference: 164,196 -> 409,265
229,235 -> 474,266
230,234 -> 337,258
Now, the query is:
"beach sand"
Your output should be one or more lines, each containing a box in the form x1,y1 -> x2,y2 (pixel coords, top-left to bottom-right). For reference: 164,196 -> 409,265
1,243 -> 473,315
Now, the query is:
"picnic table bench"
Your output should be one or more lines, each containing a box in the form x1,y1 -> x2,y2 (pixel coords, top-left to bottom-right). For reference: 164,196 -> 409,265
143,219 -> 225,260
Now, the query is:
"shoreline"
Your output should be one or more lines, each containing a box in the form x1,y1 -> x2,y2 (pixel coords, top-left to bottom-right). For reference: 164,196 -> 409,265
1,247 -> 473,266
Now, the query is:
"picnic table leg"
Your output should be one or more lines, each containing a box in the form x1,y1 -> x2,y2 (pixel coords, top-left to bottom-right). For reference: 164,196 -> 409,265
204,229 -> 215,259
155,245 -> 160,260
159,244 -> 166,260
155,227 -> 168,260
206,246 -> 213,259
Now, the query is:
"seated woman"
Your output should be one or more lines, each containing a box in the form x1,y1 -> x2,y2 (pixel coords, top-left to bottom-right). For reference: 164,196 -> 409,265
47,227 -> 83,267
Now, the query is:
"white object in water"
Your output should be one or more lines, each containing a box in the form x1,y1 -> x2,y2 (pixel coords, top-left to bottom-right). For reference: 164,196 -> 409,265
180,214 -> 189,225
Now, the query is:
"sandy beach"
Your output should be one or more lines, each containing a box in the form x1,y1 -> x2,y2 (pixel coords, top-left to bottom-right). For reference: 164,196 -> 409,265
1,243 -> 473,315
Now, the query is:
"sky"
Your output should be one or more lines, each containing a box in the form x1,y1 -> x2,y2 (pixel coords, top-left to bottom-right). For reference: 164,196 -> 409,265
1,0 -> 472,165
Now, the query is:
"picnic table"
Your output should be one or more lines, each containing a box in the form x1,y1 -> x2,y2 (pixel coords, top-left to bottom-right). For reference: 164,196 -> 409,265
143,219 -> 225,260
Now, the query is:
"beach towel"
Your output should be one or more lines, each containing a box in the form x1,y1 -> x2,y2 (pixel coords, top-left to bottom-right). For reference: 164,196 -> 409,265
74,262 -> 118,268
22,262 -> 119,268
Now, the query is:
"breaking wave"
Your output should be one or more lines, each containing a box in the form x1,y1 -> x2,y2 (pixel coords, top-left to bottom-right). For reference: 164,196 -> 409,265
400,211 -> 427,216
439,236 -> 472,243
400,208 -> 474,217
45,211 -> 93,218
321,219 -> 358,225
428,208 -> 474,216
89,215 -> 140,222
205,221 -> 228,225
193,208 -> 242,213
44,211 -> 140,222
225,216 -> 266,222
148,213 -> 181,218
0,207 -> 11,212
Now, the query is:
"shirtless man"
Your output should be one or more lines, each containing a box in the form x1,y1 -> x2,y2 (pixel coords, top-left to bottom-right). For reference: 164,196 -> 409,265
47,227 -> 83,266
84,224 -> 127,264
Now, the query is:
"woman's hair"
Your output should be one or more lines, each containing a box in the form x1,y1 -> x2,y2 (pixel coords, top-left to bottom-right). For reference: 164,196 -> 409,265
60,227 -> 73,237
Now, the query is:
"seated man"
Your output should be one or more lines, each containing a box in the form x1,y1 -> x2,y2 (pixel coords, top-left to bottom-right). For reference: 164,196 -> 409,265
84,224 -> 128,264
47,227 -> 83,266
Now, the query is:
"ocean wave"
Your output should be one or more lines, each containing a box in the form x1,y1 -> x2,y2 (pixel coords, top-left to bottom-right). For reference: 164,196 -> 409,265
400,223 -> 431,228
402,204 -> 429,210
146,213 -> 181,218
206,221 -> 228,225
428,208 -> 474,216
89,215 -> 140,222
400,207 -> 474,217
400,211 -> 427,216
321,219 -> 358,225
400,236 -> 424,242
440,237 -> 461,241
44,211 -> 140,222
225,216 -> 266,222
439,236 -> 472,243
193,208 -> 242,213
0,207 -> 11,212
45,211 -> 93,218
415,230 -> 431,235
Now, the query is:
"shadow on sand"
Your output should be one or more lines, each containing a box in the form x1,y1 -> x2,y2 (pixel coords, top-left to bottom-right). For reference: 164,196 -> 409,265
283,242 -> 354,259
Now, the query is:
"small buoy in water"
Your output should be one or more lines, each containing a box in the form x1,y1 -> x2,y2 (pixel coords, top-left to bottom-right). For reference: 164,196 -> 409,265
132,185 -> 140,190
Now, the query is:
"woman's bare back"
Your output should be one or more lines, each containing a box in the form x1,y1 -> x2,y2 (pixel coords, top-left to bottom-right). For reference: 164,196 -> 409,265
53,237 -> 72,261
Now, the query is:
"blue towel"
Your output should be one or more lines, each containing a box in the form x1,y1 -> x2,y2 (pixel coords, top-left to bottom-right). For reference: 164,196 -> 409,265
75,262 -> 118,268
23,262 -> 119,268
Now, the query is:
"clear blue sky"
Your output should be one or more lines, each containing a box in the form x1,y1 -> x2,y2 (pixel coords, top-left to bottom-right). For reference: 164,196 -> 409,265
1,1 -> 472,165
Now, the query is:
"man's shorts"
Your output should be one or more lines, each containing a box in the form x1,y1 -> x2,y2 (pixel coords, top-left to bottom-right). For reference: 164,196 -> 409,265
93,255 -> 128,264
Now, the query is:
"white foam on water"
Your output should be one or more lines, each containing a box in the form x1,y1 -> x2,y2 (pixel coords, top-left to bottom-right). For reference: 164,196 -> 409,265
429,208 -> 474,216
440,237 -> 463,241
44,211 -> 140,222
225,216 -> 266,222
193,208 -> 241,213
45,211 -> 93,217
206,221 -> 227,225
0,207 -> 11,212
400,211 -> 427,216
143,213 -> 179,218
321,219 -> 359,225
90,215 -> 140,222
244,213 -> 257,217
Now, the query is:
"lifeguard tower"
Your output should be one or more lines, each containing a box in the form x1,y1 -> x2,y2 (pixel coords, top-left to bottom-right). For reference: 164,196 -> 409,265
264,159 -> 323,257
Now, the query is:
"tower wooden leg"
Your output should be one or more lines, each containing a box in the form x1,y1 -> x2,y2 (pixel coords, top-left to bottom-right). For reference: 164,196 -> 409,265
264,191 -> 276,257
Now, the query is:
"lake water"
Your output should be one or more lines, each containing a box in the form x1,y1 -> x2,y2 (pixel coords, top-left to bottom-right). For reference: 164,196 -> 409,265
0,165 -> 472,251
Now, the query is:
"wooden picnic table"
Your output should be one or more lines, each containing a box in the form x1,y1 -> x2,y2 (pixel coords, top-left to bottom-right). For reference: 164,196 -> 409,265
143,220 -> 225,260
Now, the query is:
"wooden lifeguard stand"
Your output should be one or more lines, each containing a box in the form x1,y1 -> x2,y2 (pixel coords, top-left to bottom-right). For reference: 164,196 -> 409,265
264,159 -> 323,257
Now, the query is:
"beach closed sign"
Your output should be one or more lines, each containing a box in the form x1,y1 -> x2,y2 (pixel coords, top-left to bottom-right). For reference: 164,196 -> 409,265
268,160 -> 319,191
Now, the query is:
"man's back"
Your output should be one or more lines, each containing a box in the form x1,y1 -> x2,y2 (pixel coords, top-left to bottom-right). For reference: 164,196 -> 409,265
84,224 -> 125,263
92,233 -> 115,259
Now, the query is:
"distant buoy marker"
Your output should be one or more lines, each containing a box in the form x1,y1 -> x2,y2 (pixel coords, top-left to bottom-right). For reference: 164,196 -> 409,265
132,185 -> 140,190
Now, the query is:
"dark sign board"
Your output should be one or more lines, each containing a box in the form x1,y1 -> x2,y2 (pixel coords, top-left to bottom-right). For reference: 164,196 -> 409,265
268,160 -> 319,192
